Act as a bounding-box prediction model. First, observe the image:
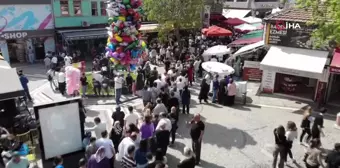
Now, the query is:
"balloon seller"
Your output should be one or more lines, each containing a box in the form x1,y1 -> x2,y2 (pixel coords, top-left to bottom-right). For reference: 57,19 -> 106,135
106,0 -> 147,71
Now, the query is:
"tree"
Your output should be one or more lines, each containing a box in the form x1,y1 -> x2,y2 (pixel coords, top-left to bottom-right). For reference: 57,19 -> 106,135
296,0 -> 340,47
143,0 -> 204,44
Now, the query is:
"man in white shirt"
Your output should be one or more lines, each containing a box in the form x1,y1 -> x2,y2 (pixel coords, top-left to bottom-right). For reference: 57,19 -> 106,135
176,78 -> 185,95
117,132 -> 137,162
152,98 -> 168,116
114,74 -> 124,104
64,55 -> 72,66
95,130 -> 115,167
154,76 -> 163,89
156,112 -> 172,131
57,70 -> 66,95
85,117 -> 107,138
124,106 -> 139,128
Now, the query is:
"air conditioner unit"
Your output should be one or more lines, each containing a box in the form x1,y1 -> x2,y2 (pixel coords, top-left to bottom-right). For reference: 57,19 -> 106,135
81,21 -> 90,27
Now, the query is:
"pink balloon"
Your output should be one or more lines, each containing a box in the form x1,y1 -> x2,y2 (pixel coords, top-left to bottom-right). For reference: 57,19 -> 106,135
111,52 -> 119,58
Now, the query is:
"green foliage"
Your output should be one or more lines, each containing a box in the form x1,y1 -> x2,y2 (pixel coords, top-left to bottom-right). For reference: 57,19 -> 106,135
296,0 -> 340,47
143,0 -> 204,40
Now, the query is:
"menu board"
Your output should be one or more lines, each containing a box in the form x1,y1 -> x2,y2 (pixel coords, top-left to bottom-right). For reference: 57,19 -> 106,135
266,21 -> 327,50
243,61 -> 262,81
261,70 -> 276,93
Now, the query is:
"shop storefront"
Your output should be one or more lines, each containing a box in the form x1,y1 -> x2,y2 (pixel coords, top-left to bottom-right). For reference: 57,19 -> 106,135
261,11 -> 331,101
326,49 -> 340,105
0,4 -> 55,64
0,30 -> 55,64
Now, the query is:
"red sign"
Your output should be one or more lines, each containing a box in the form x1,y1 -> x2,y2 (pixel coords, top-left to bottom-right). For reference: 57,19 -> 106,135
243,67 -> 262,81
330,67 -> 340,74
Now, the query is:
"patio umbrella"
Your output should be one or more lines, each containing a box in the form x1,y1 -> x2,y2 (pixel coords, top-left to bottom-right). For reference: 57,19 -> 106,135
241,16 -> 262,24
234,23 -> 257,32
202,45 -> 231,58
224,18 -> 246,26
203,25 -> 232,37
229,30 -> 264,46
202,61 -> 235,75
252,23 -> 264,29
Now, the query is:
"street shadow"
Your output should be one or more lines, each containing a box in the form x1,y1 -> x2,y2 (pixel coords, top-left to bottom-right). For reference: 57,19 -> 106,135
166,153 -> 181,168
230,104 -> 252,111
198,160 -> 225,168
169,141 -> 186,153
292,105 -> 336,121
202,102 -> 223,108
177,116 -> 257,150
85,109 -> 100,117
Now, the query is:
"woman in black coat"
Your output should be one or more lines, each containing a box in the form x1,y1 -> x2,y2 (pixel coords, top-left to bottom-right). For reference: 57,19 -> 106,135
135,70 -> 144,95
198,79 -> 209,103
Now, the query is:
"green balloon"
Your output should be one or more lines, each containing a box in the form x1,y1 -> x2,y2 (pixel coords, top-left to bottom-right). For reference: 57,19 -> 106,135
113,16 -> 119,21
123,0 -> 130,5
126,5 -> 131,9
108,18 -> 114,24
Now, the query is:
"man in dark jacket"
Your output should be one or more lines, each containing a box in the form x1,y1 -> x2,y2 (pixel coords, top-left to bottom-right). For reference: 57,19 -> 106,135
167,92 -> 179,112
155,122 -> 170,156
326,143 -> 340,168
111,106 -> 125,128
18,70 -> 32,101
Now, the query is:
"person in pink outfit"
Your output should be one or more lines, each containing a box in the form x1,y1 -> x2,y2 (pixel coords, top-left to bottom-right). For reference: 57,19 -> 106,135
226,78 -> 237,106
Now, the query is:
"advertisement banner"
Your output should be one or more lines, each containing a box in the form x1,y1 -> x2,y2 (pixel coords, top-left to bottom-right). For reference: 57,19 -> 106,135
261,70 -> 276,93
242,61 -> 262,81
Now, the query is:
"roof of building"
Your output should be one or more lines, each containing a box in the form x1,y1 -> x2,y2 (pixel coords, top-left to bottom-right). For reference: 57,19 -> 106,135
264,8 -> 313,23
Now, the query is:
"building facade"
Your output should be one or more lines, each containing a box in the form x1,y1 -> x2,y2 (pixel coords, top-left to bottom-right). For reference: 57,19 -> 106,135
53,0 -> 108,58
224,0 -> 282,18
0,0 -> 55,64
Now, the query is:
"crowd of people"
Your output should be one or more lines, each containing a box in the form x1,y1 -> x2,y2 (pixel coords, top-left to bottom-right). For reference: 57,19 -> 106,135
272,106 -> 340,168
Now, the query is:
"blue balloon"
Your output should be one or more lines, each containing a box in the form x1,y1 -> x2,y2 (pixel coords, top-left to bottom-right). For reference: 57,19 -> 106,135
108,43 -> 116,51
130,64 -> 136,71
131,50 -> 139,58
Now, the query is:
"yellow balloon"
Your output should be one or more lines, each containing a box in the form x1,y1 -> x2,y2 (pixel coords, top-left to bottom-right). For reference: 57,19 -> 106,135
141,41 -> 146,47
115,34 -> 123,42
118,16 -> 126,22
107,37 -> 110,43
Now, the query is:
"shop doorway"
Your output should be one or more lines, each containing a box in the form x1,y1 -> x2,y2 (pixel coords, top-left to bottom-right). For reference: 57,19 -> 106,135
7,40 -> 27,63
327,74 -> 340,104
32,38 -> 45,60
274,73 -> 317,100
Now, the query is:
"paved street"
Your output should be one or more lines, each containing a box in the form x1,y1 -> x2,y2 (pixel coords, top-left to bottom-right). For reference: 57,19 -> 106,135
20,64 -> 340,167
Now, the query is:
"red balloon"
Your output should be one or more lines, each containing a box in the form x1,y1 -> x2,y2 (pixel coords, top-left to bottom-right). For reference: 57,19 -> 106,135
116,47 -> 123,53
134,13 -> 141,20
128,8 -> 134,15
119,23 -> 125,29
136,23 -> 141,29
122,36 -> 133,43
120,9 -> 127,16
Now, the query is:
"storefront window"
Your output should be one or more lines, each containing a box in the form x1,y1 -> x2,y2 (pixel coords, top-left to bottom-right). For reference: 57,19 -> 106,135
74,0 -> 82,15
60,0 -> 69,16
91,1 -> 98,16
236,0 -> 247,2
254,0 -> 278,2
100,1 -> 106,16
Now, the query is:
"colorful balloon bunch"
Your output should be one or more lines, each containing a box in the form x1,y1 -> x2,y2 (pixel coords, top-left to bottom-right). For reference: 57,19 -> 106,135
106,0 -> 147,71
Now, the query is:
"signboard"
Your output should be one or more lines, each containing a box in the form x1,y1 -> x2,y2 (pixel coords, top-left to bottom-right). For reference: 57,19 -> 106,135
0,30 -> 54,40
266,21 -> 328,50
261,70 -> 275,93
243,61 -> 262,81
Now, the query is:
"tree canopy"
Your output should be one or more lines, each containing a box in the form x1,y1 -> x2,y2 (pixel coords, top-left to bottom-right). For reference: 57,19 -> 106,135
143,0 -> 204,42
296,0 -> 340,47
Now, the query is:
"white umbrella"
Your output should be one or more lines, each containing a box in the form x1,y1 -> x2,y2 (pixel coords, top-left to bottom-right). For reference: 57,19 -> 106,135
202,61 -> 234,75
202,45 -> 231,57
241,16 -> 262,24
234,23 -> 257,32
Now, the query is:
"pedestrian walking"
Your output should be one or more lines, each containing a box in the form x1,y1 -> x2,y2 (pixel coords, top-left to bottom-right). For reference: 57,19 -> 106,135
304,138 -> 325,168
44,56 -> 51,70
80,73 -> 88,97
135,139 -> 149,168
177,147 -> 196,168
181,86 -> 191,114
85,137 -> 97,160
226,78 -> 237,106
135,70 -> 144,96
212,75 -> 219,103
95,131 -> 115,168
121,145 -> 137,168
155,122 -> 170,156
114,74 -> 124,104
272,125 -> 287,168
18,70 -> 32,101
188,113 -> 205,165
300,107 -> 312,144
325,143 -> 340,168
110,121 -> 123,152
112,106 -> 125,128
285,121 -> 297,164
169,107 -> 178,145
140,114 -> 154,140
57,69 -> 66,95
198,79 -> 209,104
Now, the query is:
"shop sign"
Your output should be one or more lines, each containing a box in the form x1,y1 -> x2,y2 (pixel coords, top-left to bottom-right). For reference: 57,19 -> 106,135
266,21 -> 328,50
330,67 -> 340,74
243,61 -> 262,81
0,31 -> 28,40
261,70 -> 276,93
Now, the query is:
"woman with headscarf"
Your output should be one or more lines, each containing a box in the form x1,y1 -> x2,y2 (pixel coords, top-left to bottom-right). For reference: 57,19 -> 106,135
110,121 -> 123,152
135,70 -> 144,96
87,147 -> 111,168
198,79 -> 209,104
272,125 -> 288,168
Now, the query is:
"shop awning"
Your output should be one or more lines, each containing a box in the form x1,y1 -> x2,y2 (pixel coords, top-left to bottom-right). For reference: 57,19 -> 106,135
140,24 -> 159,33
0,60 -> 25,101
202,25 -> 232,37
58,28 -> 108,41
222,9 -> 251,19
260,46 -> 328,79
330,49 -> 340,73
229,30 -> 263,46
233,40 -> 265,56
